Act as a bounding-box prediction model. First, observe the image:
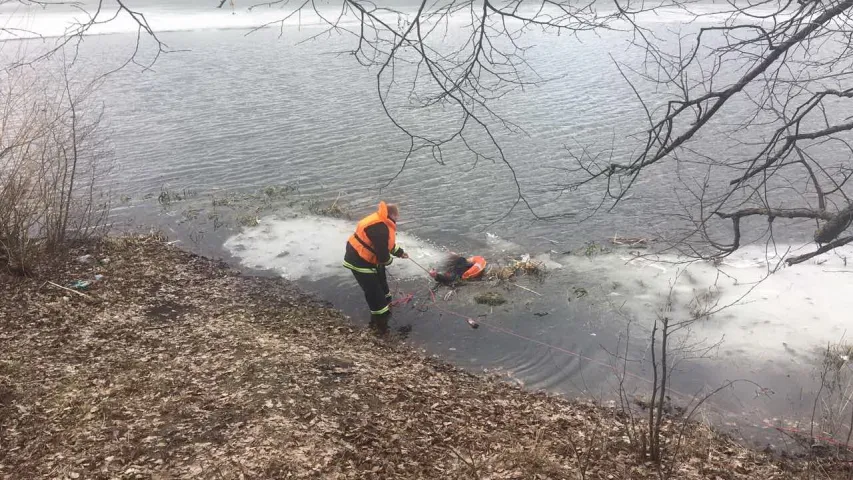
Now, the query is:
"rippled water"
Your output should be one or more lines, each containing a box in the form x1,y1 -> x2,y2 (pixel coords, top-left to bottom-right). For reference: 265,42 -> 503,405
12,0 -> 853,449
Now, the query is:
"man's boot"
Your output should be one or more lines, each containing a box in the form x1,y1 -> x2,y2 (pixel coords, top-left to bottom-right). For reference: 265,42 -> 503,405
369,312 -> 390,336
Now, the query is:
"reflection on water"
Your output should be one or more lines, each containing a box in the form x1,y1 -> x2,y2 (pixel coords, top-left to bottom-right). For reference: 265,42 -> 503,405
71,22 -> 825,255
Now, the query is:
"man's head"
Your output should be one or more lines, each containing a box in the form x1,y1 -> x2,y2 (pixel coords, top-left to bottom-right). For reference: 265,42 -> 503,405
386,203 -> 399,222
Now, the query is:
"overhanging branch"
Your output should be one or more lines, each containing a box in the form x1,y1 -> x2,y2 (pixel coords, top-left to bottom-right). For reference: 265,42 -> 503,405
786,235 -> 853,265
715,208 -> 834,221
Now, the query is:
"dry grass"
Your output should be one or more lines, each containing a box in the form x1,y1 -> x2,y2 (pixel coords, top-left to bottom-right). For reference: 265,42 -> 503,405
487,257 -> 547,281
474,291 -> 507,306
0,67 -> 110,274
307,193 -> 351,220
0,235 -> 814,479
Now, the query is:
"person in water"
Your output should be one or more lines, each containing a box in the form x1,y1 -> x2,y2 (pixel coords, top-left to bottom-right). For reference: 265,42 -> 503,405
429,253 -> 487,284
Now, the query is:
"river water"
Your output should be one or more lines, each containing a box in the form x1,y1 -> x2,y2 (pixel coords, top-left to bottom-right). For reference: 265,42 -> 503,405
7,0 -> 853,450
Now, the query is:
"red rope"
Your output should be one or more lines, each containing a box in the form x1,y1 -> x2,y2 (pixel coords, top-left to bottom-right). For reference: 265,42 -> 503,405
391,293 -> 413,306
392,287 -> 853,451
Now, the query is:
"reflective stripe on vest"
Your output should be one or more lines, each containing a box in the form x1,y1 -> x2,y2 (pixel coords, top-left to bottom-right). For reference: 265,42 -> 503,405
342,261 -> 377,274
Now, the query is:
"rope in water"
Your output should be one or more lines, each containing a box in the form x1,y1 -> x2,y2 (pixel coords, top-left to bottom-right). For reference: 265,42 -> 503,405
390,264 -> 853,450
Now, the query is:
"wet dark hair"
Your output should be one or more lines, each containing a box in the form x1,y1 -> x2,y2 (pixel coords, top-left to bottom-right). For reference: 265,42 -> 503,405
433,254 -> 473,285
440,254 -> 468,273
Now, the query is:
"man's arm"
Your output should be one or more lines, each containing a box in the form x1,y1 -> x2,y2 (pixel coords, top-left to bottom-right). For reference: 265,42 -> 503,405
364,223 -> 392,265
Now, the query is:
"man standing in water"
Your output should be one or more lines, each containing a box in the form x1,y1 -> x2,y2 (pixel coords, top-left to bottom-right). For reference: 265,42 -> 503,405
343,201 -> 408,333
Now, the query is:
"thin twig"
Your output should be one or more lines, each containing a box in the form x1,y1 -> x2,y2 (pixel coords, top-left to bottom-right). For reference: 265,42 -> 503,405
510,282 -> 542,296
44,281 -> 93,299
447,445 -> 479,479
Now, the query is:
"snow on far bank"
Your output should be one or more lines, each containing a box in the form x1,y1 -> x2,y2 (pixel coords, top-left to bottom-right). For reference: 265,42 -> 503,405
561,245 -> 853,362
223,214 -> 447,281
0,4 -> 343,40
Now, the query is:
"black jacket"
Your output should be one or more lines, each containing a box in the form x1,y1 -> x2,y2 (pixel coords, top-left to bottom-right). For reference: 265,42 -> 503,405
434,256 -> 474,284
344,221 -> 405,270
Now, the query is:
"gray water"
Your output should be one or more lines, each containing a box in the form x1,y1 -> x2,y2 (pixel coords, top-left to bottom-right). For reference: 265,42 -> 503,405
9,0 -> 853,451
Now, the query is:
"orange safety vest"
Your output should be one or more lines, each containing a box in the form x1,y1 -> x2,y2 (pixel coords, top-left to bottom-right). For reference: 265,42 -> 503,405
348,201 -> 397,265
462,256 -> 487,280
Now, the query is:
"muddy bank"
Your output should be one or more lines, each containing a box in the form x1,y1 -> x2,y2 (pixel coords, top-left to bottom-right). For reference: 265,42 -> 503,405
0,235 -> 820,479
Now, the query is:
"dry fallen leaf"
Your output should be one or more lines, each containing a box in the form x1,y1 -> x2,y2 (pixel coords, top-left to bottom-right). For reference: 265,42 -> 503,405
0,235 -> 820,480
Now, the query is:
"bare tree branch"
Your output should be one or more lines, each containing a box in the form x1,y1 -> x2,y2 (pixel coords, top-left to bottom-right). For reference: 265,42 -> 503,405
787,235 -> 853,265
